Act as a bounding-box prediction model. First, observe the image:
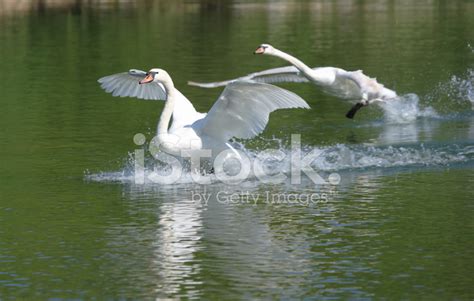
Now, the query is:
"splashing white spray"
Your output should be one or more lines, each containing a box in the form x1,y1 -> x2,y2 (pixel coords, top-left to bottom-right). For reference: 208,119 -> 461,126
450,69 -> 474,109
85,142 -> 473,185
378,94 -> 438,123
422,66 -> 474,114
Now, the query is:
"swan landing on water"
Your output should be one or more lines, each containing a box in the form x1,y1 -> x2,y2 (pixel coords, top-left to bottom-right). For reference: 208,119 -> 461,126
188,44 -> 398,119
98,68 -> 309,164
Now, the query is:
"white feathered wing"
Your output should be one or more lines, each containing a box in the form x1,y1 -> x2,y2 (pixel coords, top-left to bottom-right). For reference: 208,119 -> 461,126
195,81 -> 310,143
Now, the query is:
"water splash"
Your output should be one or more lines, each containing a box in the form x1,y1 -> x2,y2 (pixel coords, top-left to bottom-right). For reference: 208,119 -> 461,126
426,68 -> 474,112
378,94 -> 438,123
386,61 -> 474,120
86,142 -> 474,185
449,69 -> 474,109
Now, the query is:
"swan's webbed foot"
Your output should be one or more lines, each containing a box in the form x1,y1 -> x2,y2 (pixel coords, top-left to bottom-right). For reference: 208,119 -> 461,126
345,102 -> 366,119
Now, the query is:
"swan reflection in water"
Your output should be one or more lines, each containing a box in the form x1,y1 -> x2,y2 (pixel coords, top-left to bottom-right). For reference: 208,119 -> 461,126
152,196 -> 204,298
112,181 -> 386,298
376,120 -> 438,146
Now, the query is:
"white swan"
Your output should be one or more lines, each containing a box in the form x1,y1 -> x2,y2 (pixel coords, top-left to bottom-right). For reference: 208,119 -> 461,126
189,44 -> 398,118
98,68 -> 309,163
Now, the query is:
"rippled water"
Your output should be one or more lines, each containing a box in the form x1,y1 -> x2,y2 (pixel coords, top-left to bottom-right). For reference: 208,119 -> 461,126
1,0 -> 473,299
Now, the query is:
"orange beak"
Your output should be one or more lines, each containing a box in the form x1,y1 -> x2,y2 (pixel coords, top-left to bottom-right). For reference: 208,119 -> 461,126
139,74 -> 154,84
254,46 -> 265,54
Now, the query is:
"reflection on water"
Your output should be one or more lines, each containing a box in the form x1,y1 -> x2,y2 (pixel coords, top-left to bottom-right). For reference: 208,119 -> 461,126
109,164 -> 473,299
375,119 -> 442,145
0,0 -> 142,17
153,198 -> 203,298
118,182 -> 385,299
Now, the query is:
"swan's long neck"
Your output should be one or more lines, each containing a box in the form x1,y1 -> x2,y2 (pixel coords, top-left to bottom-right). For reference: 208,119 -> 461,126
157,78 -> 176,135
270,48 -> 314,76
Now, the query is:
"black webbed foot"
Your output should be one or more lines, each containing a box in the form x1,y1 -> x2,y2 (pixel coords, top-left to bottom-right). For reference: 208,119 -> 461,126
345,102 -> 366,119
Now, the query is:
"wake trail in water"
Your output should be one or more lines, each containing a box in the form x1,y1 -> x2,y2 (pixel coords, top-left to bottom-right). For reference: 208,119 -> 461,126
86,142 -> 474,185
87,62 -> 474,185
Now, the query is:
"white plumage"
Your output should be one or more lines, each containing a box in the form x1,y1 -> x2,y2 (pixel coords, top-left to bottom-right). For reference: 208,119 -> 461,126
98,68 -> 309,159
189,44 -> 398,118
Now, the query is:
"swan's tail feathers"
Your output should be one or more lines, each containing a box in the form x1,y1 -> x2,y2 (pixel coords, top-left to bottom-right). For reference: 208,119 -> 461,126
346,102 -> 366,119
188,79 -> 234,88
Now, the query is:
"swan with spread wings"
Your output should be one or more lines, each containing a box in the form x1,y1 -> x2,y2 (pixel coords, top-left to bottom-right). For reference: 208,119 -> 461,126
98,68 -> 309,160
189,44 -> 398,118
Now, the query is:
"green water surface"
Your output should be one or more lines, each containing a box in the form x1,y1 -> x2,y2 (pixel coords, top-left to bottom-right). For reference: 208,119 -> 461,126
1,1 -> 473,299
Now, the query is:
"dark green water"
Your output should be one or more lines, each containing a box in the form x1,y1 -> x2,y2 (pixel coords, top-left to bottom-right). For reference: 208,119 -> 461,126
1,1 -> 473,299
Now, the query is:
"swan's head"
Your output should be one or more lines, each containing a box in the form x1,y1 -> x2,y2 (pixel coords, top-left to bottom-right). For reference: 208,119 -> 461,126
139,68 -> 170,84
254,43 -> 275,55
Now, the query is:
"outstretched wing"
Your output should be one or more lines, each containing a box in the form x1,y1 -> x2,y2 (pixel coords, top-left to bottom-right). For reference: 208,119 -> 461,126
188,66 -> 310,88
98,69 -> 167,100
197,81 -> 310,142
98,69 -> 202,128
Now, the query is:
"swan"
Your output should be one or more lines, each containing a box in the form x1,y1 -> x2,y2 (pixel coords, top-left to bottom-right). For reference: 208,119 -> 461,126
98,68 -> 309,165
188,44 -> 398,118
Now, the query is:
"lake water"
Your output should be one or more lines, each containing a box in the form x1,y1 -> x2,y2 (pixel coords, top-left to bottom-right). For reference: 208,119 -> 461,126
1,0 -> 473,299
